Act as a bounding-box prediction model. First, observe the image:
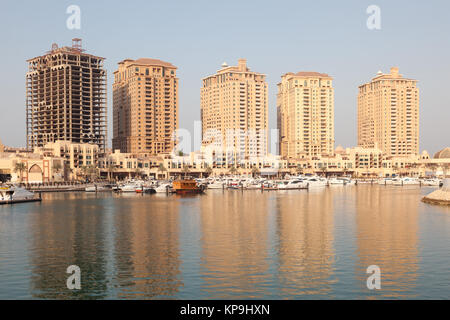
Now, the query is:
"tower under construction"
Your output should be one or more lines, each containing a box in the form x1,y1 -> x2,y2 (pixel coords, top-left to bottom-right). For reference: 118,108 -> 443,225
26,39 -> 107,152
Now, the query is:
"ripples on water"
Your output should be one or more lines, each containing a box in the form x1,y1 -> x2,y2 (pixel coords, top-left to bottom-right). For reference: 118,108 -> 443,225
0,185 -> 449,299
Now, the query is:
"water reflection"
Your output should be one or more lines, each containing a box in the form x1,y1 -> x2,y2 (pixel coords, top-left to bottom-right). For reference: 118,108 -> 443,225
199,190 -> 271,299
275,188 -> 336,298
0,186 -> 448,299
29,193 -> 109,299
354,186 -> 419,299
111,194 -> 182,299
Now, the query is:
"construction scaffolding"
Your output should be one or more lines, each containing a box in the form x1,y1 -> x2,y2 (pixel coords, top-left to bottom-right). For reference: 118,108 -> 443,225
26,39 -> 107,152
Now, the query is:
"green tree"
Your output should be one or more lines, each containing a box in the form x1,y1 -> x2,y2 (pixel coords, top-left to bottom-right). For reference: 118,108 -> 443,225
251,165 -> 260,178
205,165 -> 213,177
53,161 -> 62,173
182,163 -> 190,178
14,162 -> 27,183
229,165 -> 238,175
107,163 -> 116,181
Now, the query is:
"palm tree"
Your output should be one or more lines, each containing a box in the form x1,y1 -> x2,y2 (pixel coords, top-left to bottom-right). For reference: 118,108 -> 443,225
53,161 -> 62,174
134,167 -> 142,179
251,165 -> 260,178
87,165 -> 98,182
296,164 -> 303,175
182,164 -> 190,178
14,162 -> 27,183
229,165 -> 238,175
205,166 -> 213,177
107,164 -> 116,181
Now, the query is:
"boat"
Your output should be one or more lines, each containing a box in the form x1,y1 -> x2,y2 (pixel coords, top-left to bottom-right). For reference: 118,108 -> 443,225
328,177 -> 355,185
207,180 -> 224,189
303,176 -> 328,187
143,187 -> 156,194
393,177 -> 420,185
378,178 -> 395,185
1,186 -> 40,204
420,178 -> 442,186
172,179 -> 205,194
328,177 -> 345,185
155,183 -> 172,193
278,179 -> 308,190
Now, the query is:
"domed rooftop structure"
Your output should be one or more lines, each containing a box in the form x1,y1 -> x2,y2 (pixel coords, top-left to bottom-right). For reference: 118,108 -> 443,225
335,145 -> 345,154
433,147 -> 450,159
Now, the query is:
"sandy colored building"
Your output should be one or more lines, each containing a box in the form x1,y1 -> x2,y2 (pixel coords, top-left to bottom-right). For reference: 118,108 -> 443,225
200,59 -> 268,163
112,58 -> 178,155
0,149 -> 64,183
277,72 -> 335,158
26,39 -> 107,152
358,67 -> 419,157
40,140 -> 99,171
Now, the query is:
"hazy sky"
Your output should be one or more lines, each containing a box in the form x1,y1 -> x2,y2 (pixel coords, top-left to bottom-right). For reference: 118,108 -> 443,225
0,0 -> 449,155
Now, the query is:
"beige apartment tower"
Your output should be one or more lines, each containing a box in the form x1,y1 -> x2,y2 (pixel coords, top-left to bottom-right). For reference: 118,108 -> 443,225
358,67 -> 419,156
26,39 -> 107,151
277,72 -> 335,158
112,58 -> 178,154
200,59 -> 268,162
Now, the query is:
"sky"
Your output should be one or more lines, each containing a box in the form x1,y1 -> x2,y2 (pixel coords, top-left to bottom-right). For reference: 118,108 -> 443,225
0,0 -> 449,155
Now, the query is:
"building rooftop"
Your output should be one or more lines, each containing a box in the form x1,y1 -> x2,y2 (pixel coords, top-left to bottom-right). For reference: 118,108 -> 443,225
434,147 -> 450,159
124,58 -> 176,68
282,71 -> 331,79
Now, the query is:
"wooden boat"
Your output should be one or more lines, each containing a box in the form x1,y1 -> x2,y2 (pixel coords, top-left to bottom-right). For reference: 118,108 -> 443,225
172,179 -> 205,194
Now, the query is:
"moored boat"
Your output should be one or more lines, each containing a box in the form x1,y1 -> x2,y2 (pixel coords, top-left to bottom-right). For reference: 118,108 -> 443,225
172,179 -> 205,194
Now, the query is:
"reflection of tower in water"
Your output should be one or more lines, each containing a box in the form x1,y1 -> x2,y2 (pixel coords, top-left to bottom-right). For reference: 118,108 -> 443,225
354,186 -> 419,298
113,195 -> 182,299
275,189 -> 336,297
30,193 -> 109,299
199,191 -> 271,299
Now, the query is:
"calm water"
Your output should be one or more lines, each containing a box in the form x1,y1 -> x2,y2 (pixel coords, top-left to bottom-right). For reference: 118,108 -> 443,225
0,185 -> 449,299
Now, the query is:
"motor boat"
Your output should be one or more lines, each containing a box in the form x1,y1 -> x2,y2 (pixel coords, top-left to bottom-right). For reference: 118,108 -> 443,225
207,180 -> 224,189
278,179 -> 308,190
420,178 -> 442,186
378,178 -> 395,185
120,183 -> 140,192
155,183 -> 172,193
393,177 -> 420,185
303,176 -> 328,187
0,186 -> 36,201
328,177 -> 345,185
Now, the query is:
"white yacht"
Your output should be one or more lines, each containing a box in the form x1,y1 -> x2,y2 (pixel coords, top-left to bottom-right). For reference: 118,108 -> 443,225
155,183 -> 172,193
0,186 -> 36,201
278,179 -> 308,190
393,177 -> 420,185
207,180 -> 224,189
120,183 -> 139,192
303,176 -> 328,187
421,178 -> 441,186
378,178 -> 395,185
328,177 -> 345,185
